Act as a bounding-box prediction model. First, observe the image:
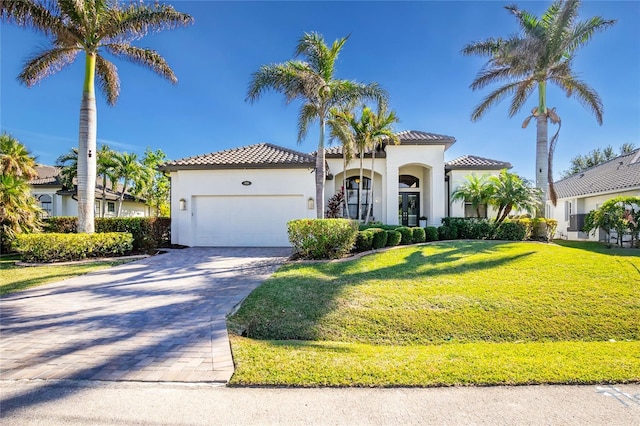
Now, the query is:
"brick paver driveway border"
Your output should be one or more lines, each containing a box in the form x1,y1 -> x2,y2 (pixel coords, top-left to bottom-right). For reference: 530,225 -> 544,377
0,247 -> 290,383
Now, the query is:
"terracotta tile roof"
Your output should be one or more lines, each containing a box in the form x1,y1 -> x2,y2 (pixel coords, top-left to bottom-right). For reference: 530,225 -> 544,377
445,155 -> 512,170
160,143 -> 316,170
322,130 -> 456,158
29,165 -> 62,185
554,149 -> 640,199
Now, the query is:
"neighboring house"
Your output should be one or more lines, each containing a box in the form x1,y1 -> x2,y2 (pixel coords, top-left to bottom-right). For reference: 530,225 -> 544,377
445,155 -> 512,219
547,149 -> 640,241
29,165 -> 151,218
161,130 -> 511,247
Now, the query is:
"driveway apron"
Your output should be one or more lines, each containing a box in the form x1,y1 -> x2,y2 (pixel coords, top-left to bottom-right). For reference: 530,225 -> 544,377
0,247 -> 290,383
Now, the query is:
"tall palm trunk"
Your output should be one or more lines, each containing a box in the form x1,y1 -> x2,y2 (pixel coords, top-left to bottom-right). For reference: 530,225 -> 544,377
535,114 -> 548,210
358,151 -> 365,222
117,180 -> 128,217
342,155 -> 351,219
315,118 -> 326,219
77,52 -> 97,233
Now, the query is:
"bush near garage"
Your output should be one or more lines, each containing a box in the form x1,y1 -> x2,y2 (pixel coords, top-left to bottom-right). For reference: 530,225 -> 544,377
354,230 -> 374,252
288,219 -> 358,260
15,232 -> 133,263
369,228 -> 388,249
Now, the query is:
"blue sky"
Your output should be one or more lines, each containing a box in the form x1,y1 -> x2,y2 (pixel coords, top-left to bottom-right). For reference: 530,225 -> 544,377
1,1 -> 639,182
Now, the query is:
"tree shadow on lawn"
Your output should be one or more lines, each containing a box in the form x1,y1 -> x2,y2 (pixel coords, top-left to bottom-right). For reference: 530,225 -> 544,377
233,241 -> 535,340
0,247 -> 288,417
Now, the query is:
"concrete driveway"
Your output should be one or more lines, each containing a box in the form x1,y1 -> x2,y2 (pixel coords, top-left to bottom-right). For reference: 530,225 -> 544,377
0,247 -> 290,384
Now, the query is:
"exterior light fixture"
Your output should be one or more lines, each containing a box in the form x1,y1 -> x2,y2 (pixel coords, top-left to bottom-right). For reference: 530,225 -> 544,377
307,197 -> 315,210
179,198 -> 187,211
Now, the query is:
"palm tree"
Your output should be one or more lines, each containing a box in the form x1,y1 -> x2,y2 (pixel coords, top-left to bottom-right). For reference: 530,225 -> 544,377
462,0 -> 615,207
451,174 -> 493,218
488,170 -> 541,223
328,105 -> 399,223
1,0 -> 193,233
111,152 -> 145,217
246,32 -> 388,218
56,148 -> 78,190
328,108 -> 356,219
0,132 -> 37,180
97,145 -> 116,218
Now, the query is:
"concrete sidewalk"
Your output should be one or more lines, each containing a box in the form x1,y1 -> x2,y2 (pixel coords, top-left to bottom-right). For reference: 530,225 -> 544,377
1,380 -> 639,425
0,247 -> 290,384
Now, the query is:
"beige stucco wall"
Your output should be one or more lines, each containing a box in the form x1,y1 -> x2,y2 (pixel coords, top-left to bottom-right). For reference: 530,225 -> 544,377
447,169 -> 503,220
169,168 -> 316,246
548,188 -> 640,241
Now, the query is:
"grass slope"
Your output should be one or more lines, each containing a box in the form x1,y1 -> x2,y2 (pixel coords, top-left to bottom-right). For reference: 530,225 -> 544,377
228,241 -> 640,386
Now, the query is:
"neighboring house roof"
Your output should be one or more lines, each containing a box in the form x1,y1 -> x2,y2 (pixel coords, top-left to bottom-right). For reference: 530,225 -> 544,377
159,143 -> 316,171
29,165 -> 63,185
553,149 -> 640,199
29,165 -> 141,202
445,155 -> 512,170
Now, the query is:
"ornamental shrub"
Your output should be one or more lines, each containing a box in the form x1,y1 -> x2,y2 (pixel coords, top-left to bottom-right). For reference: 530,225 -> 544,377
425,226 -> 439,242
466,218 -> 494,240
493,220 -> 527,241
354,230 -> 374,252
42,216 -> 77,233
396,226 -> 413,245
369,228 -> 388,249
438,225 -> 457,240
386,230 -> 402,246
288,219 -> 358,259
411,227 -> 426,243
15,232 -> 133,263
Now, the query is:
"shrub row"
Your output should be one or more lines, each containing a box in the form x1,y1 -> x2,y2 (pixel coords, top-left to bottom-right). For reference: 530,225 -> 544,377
43,217 -> 170,252
352,226 -> 426,253
437,217 -> 558,242
15,232 -> 133,263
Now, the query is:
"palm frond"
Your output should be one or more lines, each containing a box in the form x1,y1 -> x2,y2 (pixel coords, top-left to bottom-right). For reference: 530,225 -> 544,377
550,73 -> 603,124
508,78 -> 535,117
297,103 -> 320,143
102,2 -> 193,43
246,61 -> 318,104
105,43 -> 177,83
470,81 -> 522,121
18,46 -> 79,87
0,0 -> 67,38
566,16 -> 616,55
461,38 -> 503,57
95,54 -> 120,105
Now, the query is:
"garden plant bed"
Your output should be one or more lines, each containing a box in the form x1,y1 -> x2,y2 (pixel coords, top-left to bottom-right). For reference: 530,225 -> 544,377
228,240 -> 640,386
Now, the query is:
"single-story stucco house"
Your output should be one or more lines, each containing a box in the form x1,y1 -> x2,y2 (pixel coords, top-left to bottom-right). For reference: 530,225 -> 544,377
547,148 -> 640,242
160,130 -> 511,247
29,165 -> 152,218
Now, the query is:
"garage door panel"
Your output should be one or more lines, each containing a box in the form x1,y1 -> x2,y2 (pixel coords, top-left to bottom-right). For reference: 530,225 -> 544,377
193,195 -> 305,247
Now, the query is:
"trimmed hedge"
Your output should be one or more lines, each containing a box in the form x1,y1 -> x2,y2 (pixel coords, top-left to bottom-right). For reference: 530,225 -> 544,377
354,230 -> 374,252
15,232 -> 133,263
425,226 -> 439,242
411,227 -> 426,243
493,220 -> 527,241
386,230 -> 402,246
369,228 -> 388,249
396,226 -> 413,245
43,217 -> 171,252
288,219 -> 358,259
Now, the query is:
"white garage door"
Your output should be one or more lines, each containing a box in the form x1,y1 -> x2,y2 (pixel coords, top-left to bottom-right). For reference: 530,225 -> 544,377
192,195 -> 306,247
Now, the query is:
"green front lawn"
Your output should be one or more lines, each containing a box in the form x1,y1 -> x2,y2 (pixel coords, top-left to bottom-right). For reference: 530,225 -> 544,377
228,241 -> 640,386
0,255 -> 130,295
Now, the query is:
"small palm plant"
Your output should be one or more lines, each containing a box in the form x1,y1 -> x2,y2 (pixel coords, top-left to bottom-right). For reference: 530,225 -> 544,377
451,174 -> 493,218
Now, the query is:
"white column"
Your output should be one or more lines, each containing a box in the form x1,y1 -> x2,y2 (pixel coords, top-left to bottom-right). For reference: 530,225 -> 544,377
431,164 -> 446,225
386,164 -> 399,225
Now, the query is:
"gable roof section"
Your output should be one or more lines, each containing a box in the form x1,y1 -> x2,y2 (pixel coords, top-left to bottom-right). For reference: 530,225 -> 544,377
553,149 -> 640,199
445,155 -> 512,170
323,130 -> 456,158
29,164 -> 62,185
160,143 -> 316,171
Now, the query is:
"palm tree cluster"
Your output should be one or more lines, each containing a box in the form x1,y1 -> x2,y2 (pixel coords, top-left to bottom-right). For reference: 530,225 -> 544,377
451,170 -> 541,224
0,133 -> 41,251
247,32 -> 390,219
462,0 -> 615,207
1,0 -> 193,233
56,145 -> 169,218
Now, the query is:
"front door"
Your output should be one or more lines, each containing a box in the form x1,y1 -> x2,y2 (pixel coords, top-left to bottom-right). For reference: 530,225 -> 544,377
398,192 -> 419,226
